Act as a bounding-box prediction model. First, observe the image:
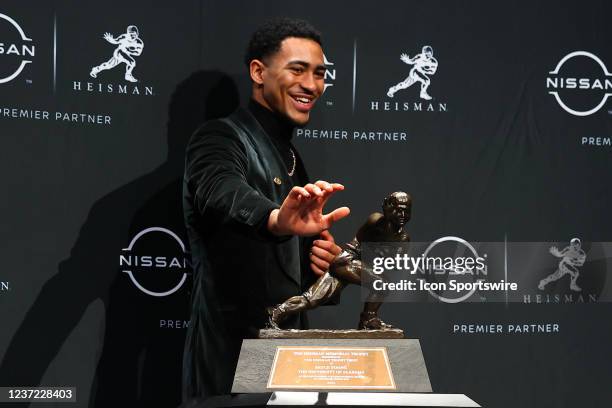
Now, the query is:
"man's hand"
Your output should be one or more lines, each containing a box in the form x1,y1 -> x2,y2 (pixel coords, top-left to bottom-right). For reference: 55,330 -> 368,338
310,230 -> 342,276
400,53 -> 411,64
267,180 -> 350,237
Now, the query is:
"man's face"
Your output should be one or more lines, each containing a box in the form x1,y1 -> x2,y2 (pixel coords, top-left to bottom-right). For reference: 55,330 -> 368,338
258,37 -> 325,126
128,31 -> 138,40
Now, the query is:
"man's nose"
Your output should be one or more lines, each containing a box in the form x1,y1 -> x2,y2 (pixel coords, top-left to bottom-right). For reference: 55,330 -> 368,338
300,72 -> 318,93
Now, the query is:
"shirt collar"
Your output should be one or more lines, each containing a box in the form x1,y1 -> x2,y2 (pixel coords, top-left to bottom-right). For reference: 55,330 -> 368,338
247,98 -> 295,143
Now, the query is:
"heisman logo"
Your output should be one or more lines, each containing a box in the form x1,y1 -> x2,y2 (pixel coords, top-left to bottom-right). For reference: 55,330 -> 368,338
119,227 -> 190,297
0,13 -> 35,84
538,238 -> 586,292
387,45 -> 438,100
90,25 -> 144,82
546,51 -> 612,116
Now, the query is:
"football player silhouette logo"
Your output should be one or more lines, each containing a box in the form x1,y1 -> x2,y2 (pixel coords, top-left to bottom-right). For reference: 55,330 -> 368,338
387,45 -> 438,100
539,238 -> 586,292
90,25 -> 144,83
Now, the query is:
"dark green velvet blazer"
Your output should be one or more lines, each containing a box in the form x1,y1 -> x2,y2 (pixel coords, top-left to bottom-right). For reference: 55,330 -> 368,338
182,108 -> 310,399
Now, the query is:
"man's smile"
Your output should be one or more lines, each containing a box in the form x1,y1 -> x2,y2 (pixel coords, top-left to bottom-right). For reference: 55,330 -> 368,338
290,93 -> 316,112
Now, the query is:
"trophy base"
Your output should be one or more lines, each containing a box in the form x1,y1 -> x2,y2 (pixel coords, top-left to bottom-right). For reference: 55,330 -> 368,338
258,329 -> 404,339
180,392 -> 482,408
232,338 -> 430,394
269,391 -> 481,407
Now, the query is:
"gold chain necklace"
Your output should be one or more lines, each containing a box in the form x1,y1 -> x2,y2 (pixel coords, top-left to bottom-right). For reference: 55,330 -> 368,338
288,148 -> 296,176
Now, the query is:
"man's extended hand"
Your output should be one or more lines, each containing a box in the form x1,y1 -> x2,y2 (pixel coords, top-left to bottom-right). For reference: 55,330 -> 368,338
310,230 -> 342,276
267,180 -> 350,237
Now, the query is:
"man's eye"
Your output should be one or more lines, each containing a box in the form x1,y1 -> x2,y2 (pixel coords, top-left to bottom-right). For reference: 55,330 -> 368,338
291,67 -> 304,74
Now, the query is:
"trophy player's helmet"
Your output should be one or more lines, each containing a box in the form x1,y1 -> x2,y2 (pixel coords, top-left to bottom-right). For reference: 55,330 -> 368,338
422,45 -> 433,57
570,238 -> 581,249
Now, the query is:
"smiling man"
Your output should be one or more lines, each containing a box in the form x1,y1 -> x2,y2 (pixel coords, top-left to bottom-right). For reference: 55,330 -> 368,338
182,18 -> 350,399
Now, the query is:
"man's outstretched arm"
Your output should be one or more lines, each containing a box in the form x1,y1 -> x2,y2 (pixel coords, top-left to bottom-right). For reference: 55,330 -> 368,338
186,123 -> 349,242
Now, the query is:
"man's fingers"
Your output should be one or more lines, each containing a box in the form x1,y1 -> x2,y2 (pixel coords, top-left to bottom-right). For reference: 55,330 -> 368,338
310,263 -> 326,276
290,186 -> 310,199
317,182 -> 344,194
320,183 -> 345,204
290,186 -> 310,197
314,180 -> 333,192
300,182 -> 342,204
319,230 -> 334,243
304,183 -> 323,197
322,207 -> 351,227
314,235 -> 342,257
311,243 -> 341,261
310,252 -> 331,271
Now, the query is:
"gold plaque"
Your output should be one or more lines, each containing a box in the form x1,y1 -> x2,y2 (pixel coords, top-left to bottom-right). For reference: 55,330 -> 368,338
267,346 -> 396,390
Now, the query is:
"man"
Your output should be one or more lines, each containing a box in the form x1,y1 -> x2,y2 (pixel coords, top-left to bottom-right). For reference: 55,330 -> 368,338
538,238 -> 586,292
267,192 -> 412,330
90,25 -> 144,83
387,45 -> 438,100
182,18 -> 350,399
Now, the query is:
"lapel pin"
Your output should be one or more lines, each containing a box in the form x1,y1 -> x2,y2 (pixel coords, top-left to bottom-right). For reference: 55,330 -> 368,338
273,177 -> 282,185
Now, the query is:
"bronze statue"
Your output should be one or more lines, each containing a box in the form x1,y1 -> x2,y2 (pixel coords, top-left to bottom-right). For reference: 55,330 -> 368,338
267,191 -> 412,330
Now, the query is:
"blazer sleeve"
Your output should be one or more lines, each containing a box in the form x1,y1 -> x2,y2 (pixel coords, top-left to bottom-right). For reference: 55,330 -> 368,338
185,121 -> 287,241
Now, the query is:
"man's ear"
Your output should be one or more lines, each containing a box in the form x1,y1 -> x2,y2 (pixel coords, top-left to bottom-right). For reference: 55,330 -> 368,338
250,59 -> 265,85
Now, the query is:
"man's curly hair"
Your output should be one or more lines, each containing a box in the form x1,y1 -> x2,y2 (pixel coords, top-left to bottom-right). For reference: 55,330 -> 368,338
244,17 -> 322,68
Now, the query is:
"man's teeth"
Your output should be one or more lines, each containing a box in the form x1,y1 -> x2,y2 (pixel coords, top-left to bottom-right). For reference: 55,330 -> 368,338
294,96 -> 311,103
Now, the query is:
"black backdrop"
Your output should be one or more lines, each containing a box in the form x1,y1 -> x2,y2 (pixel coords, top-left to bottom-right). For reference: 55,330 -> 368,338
1,1 -> 612,407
